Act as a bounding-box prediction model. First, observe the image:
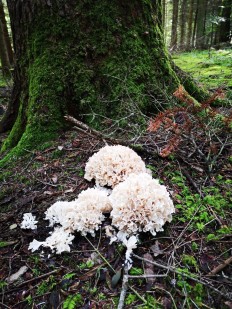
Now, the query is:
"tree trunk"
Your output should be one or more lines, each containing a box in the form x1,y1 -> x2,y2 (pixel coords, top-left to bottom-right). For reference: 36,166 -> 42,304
0,0 -> 14,65
170,0 -> 179,50
186,0 -> 194,50
213,0 -> 223,46
192,0 -> 198,47
179,0 -> 187,50
195,0 -> 207,49
1,0 -> 205,154
218,0 -> 231,44
0,20 -> 10,78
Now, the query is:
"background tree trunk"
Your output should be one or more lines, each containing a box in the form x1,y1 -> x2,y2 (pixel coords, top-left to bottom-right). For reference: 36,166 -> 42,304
195,0 -> 207,49
179,0 -> 187,50
218,0 -> 231,44
0,20 -> 10,78
170,0 -> 179,50
0,0 -> 13,65
1,0 -> 205,154
186,0 -> 195,50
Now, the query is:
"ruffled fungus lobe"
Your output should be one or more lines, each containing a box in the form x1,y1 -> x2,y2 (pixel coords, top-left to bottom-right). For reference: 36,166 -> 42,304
84,145 -> 149,187
45,188 -> 111,236
29,227 -> 74,254
110,173 -> 175,236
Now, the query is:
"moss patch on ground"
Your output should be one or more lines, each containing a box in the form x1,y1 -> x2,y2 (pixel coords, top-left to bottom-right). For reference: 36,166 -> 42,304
173,49 -> 232,90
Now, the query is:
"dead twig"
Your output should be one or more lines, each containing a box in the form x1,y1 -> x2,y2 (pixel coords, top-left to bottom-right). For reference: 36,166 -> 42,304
181,167 -> 204,197
206,256 -> 232,277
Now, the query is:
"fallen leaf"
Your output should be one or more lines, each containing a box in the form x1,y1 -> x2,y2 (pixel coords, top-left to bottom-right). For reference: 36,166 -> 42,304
72,139 -> 81,147
9,224 -> 17,230
150,240 -> 163,257
44,191 -> 54,195
49,291 -> 60,309
111,268 -> 122,288
35,155 -> 46,162
7,266 -> 28,283
52,175 -> 58,184
64,188 -> 74,193
53,160 -> 60,167
143,253 -> 155,289
162,297 -> 172,309
225,301 -> 232,309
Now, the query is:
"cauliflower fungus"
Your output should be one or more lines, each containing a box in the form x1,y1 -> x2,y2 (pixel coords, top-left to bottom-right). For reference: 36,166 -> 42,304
84,145 -> 149,187
110,173 -> 174,236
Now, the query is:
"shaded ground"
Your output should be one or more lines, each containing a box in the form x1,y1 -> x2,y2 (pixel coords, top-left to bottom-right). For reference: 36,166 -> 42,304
0,116 -> 231,308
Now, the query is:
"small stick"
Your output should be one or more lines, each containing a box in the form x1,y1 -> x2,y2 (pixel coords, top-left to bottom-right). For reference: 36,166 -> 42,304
181,168 -> 203,197
206,256 -> 232,277
117,264 -> 129,309
15,269 -> 58,288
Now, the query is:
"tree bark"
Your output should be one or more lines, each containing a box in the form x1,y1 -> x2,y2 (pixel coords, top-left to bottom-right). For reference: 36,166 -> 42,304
186,0 -> 194,50
1,0 -> 206,154
0,20 -> 10,78
0,0 -> 14,65
195,0 -> 208,49
218,0 -> 231,44
170,0 -> 179,50
179,0 -> 187,50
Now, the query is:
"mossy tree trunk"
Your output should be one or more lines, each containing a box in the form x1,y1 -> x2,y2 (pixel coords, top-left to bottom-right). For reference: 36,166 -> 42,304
1,0 -> 203,154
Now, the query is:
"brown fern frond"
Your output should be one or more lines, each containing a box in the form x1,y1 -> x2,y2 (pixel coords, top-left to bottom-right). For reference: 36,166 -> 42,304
159,136 -> 180,158
173,85 -> 195,106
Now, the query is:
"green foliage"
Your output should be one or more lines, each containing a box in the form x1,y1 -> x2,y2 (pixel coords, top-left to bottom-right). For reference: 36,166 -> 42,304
125,293 -> 137,305
207,226 -> 232,242
78,260 -> 94,270
177,268 -> 204,306
0,281 -> 7,290
171,172 -> 231,231
0,241 -> 8,248
129,267 -> 144,275
63,272 -> 76,280
181,255 -> 199,271
63,293 -> 83,309
138,294 -> 161,308
36,276 -> 56,296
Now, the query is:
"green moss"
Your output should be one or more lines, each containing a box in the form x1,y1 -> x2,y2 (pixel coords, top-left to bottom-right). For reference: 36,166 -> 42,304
173,50 -> 232,89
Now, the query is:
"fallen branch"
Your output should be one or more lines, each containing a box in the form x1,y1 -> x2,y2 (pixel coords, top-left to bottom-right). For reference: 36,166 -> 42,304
206,256 -> 232,277
64,115 -> 129,146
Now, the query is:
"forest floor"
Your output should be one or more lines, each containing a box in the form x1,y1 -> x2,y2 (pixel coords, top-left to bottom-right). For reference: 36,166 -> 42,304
173,49 -> 232,95
0,51 -> 232,308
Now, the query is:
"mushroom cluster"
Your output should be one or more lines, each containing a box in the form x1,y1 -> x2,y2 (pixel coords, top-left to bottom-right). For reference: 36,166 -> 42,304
22,145 -> 174,258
